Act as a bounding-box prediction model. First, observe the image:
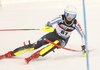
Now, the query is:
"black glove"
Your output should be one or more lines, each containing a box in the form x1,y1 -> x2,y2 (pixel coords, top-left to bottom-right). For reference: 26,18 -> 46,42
81,45 -> 86,53
45,22 -> 52,27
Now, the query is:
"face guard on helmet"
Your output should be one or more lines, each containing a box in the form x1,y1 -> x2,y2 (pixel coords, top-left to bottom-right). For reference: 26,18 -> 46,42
64,5 -> 77,19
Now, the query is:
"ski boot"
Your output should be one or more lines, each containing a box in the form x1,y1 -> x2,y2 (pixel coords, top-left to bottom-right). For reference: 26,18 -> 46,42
25,49 -> 41,64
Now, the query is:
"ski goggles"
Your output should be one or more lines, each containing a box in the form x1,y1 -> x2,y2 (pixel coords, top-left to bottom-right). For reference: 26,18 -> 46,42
64,11 -> 76,19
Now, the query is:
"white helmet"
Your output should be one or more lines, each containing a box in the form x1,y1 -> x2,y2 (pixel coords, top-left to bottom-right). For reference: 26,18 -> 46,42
64,5 -> 77,19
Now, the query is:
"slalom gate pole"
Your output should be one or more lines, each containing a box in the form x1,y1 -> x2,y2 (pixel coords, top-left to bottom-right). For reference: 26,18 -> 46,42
44,38 -> 82,52
82,0 -> 89,70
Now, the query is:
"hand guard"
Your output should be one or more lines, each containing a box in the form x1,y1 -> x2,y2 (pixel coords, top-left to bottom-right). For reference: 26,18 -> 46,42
41,26 -> 54,32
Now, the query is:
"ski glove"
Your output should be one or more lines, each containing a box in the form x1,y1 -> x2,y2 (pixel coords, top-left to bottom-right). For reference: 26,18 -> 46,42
81,45 -> 86,53
45,22 -> 52,27
81,45 -> 89,57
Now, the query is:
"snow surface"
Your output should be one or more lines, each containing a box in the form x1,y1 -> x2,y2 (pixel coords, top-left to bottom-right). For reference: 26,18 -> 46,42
0,1 -> 100,70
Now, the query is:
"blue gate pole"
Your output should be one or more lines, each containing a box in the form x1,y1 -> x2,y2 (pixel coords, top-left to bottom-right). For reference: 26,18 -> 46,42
82,0 -> 89,70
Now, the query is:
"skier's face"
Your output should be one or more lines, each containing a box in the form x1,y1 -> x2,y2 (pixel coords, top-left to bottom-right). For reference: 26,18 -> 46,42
66,17 -> 72,21
64,12 -> 76,21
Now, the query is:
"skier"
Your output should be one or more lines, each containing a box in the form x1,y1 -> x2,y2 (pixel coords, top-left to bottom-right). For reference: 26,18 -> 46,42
0,5 -> 86,64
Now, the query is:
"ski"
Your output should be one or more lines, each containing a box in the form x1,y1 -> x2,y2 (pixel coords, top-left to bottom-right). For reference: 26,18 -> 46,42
0,55 -> 4,60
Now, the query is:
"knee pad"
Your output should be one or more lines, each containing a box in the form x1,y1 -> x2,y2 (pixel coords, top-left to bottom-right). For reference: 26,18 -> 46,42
58,39 -> 66,47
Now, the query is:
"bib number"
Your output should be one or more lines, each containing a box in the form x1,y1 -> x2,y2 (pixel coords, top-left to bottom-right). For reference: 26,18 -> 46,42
61,30 -> 68,35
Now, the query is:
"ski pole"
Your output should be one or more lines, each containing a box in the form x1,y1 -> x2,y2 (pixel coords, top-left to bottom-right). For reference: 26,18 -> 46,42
0,29 -> 39,31
0,26 -> 54,32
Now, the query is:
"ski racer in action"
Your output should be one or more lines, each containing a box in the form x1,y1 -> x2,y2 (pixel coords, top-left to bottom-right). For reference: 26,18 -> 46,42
0,5 -> 86,64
